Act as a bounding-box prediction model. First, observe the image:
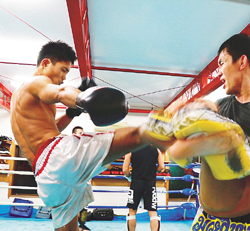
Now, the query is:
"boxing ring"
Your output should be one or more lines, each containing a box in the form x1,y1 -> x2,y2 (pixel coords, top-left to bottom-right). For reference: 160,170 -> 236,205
0,156 -> 200,231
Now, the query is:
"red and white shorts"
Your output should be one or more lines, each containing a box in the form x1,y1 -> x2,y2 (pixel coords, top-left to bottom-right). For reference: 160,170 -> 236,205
32,132 -> 114,228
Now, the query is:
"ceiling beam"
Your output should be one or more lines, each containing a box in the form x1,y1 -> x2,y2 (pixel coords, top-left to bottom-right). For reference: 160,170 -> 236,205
166,52 -> 221,106
168,22 -> 250,106
0,61 -> 198,79
66,0 -> 92,79
0,83 -> 11,112
65,1 -> 250,111
92,66 -> 199,78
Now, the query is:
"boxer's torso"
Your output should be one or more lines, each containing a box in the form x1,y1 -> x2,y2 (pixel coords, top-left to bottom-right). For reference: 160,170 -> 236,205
10,79 -> 60,164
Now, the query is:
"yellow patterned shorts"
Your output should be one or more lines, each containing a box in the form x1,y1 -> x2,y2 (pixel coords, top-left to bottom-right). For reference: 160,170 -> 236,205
191,211 -> 250,231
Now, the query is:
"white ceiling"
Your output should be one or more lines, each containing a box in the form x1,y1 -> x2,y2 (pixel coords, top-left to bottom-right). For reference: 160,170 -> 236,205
0,0 -> 249,112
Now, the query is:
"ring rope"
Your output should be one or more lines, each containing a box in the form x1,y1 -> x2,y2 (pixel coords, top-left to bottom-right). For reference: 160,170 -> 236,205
94,174 -> 198,181
0,157 -> 201,167
93,189 -> 197,195
0,170 -> 33,175
0,158 -> 199,207
111,162 -> 201,167
0,156 -> 27,161
86,203 -> 196,209
0,203 -> 195,209
0,184 -> 197,195
0,169 -> 198,182
0,185 -> 37,190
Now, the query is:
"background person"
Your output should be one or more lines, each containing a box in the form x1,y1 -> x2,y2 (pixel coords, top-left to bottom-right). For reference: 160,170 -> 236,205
72,126 -> 84,137
72,126 -> 90,231
123,145 -> 164,231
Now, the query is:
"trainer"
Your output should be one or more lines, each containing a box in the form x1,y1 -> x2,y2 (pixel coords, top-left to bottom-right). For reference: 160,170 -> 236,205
166,34 -> 250,231
123,145 -> 164,231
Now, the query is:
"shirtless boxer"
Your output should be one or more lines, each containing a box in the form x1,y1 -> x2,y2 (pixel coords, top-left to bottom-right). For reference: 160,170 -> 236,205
166,34 -> 250,231
10,41 -> 172,231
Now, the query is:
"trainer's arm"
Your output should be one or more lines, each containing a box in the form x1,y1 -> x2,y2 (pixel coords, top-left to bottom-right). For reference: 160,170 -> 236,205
157,149 -> 165,172
168,130 -> 240,160
123,153 -> 131,177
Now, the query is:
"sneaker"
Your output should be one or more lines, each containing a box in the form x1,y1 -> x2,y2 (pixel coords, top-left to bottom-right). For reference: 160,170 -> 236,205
79,224 -> 90,231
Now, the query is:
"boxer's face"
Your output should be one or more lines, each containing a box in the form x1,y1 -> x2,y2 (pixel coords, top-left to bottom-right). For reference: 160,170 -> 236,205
74,129 -> 83,136
218,49 -> 241,95
43,59 -> 72,85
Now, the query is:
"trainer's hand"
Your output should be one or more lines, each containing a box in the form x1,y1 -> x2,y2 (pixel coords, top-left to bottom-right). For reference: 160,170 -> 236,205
66,77 -> 97,118
125,175 -> 132,182
181,98 -> 218,112
144,111 -> 175,141
125,170 -> 132,182
76,86 -> 129,126
210,130 -> 243,156
139,111 -> 176,149
164,100 -> 186,118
